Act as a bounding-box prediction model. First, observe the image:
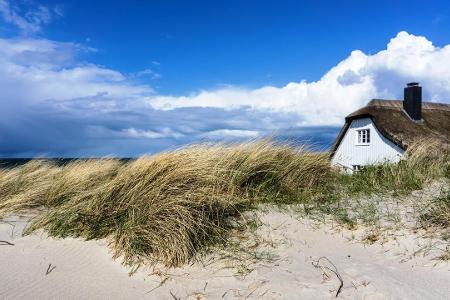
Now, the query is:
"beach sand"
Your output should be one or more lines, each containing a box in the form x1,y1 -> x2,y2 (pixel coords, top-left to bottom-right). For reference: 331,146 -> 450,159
1,211 -> 449,299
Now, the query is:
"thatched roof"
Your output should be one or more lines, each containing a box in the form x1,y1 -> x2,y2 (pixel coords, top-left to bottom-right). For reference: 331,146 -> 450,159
330,99 -> 450,155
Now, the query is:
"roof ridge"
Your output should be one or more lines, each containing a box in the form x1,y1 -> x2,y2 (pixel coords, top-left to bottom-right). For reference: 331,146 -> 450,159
367,99 -> 450,110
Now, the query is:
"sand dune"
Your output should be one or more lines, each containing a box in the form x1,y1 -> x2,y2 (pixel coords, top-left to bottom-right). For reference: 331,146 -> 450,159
1,211 -> 449,299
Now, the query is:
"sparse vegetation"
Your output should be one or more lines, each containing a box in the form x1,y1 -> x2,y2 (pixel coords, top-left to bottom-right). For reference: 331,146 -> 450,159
0,138 -> 448,268
299,139 -> 449,228
419,192 -> 450,236
339,139 -> 449,196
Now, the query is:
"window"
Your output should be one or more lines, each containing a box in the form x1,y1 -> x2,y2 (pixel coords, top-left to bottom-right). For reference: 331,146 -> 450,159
356,129 -> 370,145
352,165 -> 362,171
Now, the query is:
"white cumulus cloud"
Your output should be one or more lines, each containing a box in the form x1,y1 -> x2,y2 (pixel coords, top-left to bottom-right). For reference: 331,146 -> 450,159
149,31 -> 450,126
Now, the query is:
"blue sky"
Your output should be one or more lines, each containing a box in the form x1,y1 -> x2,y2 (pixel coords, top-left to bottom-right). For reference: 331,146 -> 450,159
0,0 -> 450,157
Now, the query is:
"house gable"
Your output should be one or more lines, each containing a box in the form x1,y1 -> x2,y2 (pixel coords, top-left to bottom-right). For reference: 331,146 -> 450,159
331,117 -> 405,171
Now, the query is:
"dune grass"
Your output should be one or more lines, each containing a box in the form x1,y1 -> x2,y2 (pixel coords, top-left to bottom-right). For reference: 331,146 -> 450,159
0,140 -> 333,268
282,139 -> 450,244
339,139 -> 450,196
0,138 -> 448,268
419,192 -> 450,237
0,160 -> 60,217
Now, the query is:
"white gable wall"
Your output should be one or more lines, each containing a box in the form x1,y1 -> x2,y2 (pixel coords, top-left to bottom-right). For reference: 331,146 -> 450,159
331,117 -> 405,171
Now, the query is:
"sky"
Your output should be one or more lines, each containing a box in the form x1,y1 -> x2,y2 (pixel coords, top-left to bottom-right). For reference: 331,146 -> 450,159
1,0 -> 450,157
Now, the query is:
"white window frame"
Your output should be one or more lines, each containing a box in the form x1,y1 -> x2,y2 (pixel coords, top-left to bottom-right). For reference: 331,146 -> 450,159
356,129 -> 370,146
352,165 -> 362,171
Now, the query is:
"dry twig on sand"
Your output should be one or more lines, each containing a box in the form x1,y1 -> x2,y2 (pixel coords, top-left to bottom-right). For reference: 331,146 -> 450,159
0,240 -> 14,246
146,276 -> 169,294
45,263 -> 56,275
312,256 -> 344,297
169,290 -> 180,300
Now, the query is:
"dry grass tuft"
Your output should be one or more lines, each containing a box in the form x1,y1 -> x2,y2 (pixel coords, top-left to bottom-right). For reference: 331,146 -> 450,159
0,140 -> 332,268
419,192 -> 450,234
0,160 -> 59,217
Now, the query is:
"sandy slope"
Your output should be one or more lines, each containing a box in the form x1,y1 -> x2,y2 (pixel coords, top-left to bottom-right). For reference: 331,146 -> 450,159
1,211 -> 449,300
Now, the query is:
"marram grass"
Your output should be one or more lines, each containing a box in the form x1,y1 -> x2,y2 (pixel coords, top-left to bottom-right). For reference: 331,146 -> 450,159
0,138 -> 448,268
339,139 -> 450,196
0,140 -> 333,268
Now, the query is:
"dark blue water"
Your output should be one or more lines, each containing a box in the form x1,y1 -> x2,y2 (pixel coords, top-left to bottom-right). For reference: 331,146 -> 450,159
0,158 -> 133,168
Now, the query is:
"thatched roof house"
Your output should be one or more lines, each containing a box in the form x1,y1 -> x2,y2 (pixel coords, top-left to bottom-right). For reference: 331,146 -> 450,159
331,83 -> 450,172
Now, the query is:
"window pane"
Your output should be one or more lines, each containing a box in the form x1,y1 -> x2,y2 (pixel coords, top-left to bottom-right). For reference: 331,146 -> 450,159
357,130 -> 372,144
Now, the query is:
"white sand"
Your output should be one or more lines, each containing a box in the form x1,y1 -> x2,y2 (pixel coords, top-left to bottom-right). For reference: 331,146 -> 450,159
1,211 -> 449,300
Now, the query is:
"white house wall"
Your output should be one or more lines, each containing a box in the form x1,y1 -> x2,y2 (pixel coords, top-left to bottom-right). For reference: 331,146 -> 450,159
331,117 -> 405,171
